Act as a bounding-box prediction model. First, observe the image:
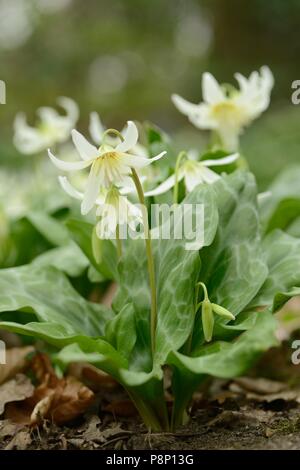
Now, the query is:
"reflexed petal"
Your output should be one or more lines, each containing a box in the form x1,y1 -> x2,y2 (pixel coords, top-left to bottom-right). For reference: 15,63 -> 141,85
202,153 -> 239,167
81,165 -> 100,215
58,176 -> 83,200
71,129 -> 98,161
121,151 -> 166,169
200,166 -> 220,184
145,173 -> 178,197
14,113 -> 46,154
171,94 -> 200,116
184,170 -> 204,192
89,112 -> 104,145
202,72 -> 225,104
116,121 -> 139,153
57,97 -> 79,122
48,149 -> 92,172
188,104 -> 218,130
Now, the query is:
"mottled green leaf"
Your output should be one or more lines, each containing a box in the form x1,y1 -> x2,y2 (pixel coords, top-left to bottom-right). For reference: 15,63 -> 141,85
0,265 -> 113,337
250,230 -> 300,309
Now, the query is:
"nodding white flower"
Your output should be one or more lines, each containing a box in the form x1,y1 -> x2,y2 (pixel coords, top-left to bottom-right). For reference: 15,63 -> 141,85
96,186 -> 143,239
14,97 -> 79,154
172,66 -> 274,151
145,152 -> 238,197
58,177 -> 143,239
49,121 -> 166,215
89,111 -> 148,157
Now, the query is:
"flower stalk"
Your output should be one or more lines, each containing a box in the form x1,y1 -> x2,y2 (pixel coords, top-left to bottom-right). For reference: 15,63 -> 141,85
131,168 -> 157,356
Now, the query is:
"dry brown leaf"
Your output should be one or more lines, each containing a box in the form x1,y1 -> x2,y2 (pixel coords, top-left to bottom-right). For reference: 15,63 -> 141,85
234,377 -> 288,395
104,399 -> 138,417
0,419 -> 21,439
5,430 -> 32,450
68,362 -> 118,391
5,353 -> 95,426
0,374 -> 34,414
29,354 -> 94,425
0,346 -> 34,385
49,376 -> 94,425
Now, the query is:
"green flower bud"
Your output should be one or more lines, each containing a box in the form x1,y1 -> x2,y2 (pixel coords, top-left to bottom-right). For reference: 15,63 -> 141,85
202,299 -> 214,342
211,303 -> 235,320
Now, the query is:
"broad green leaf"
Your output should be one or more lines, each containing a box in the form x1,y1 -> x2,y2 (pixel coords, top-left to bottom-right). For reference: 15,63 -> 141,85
32,242 -> 89,277
168,310 -> 278,378
0,265 -> 113,337
273,287 -> 300,313
105,303 -> 137,360
250,230 -> 300,309
154,184 -> 218,364
27,211 -> 69,246
199,171 -> 268,315
67,218 -> 118,281
259,165 -> 300,233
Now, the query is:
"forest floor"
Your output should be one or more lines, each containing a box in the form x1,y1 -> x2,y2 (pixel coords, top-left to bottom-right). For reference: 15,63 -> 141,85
1,343 -> 300,450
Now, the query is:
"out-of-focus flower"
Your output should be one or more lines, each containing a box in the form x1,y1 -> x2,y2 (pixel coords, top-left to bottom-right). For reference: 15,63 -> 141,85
14,97 -> 79,154
0,0 -> 33,50
145,152 -> 238,196
172,66 -> 274,151
49,121 -> 166,215
35,0 -> 72,14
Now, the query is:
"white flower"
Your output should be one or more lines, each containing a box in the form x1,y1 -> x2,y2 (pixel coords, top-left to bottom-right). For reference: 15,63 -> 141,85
145,153 -> 238,196
172,66 -> 274,151
14,97 -> 79,154
49,121 -> 166,215
89,111 -> 148,157
58,177 -> 142,239
96,186 -> 143,239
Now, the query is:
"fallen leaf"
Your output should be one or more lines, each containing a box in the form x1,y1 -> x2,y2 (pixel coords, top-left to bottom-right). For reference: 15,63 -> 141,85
80,415 -> 102,441
234,377 -> 288,395
68,362 -> 118,391
0,374 -> 34,414
5,430 -> 32,450
0,419 -> 21,439
25,353 -> 94,425
0,347 -> 34,385
104,400 -> 138,417
5,353 -> 95,426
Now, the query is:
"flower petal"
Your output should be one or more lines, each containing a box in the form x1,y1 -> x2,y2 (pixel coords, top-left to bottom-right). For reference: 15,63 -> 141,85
71,129 -> 98,161
116,121 -> 139,153
81,165 -> 100,215
57,97 -> 79,123
145,174 -> 177,197
89,112 -> 104,145
171,94 -> 200,116
202,153 -> 239,167
121,151 -> 166,169
200,167 -> 220,184
48,149 -> 92,172
58,176 -> 84,200
202,72 -> 225,104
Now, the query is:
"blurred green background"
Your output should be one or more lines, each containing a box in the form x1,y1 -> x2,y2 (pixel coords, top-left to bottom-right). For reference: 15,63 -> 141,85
0,0 -> 300,189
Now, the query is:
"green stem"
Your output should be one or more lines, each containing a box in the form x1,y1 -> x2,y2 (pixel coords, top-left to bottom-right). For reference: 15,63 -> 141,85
173,151 -> 188,204
184,282 -> 206,355
102,128 -> 124,143
131,168 -> 157,357
115,224 -> 122,258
